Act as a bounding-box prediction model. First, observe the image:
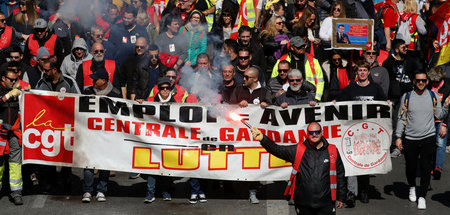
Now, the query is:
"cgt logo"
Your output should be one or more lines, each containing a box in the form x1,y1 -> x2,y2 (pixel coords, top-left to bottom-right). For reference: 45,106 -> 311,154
22,94 -> 75,163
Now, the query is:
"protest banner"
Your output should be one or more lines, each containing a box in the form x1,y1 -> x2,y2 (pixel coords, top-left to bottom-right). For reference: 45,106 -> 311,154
332,18 -> 374,50
21,90 -> 392,179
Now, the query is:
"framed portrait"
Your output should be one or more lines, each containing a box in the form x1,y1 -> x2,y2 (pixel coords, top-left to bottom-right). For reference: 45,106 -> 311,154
332,18 -> 374,50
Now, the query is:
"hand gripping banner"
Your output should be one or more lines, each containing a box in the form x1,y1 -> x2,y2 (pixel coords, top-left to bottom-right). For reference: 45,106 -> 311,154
21,90 -> 393,180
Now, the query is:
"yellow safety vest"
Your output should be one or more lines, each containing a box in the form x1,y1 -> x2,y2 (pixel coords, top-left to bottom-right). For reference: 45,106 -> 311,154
238,0 -> 256,28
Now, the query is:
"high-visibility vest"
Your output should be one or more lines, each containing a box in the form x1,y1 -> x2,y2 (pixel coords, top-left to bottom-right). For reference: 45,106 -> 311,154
272,53 -> 324,101
0,26 -> 13,49
196,0 -> 215,31
284,142 -> 338,201
238,0 -> 256,28
82,60 -> 116,89
28,34 -> 58,66
401,13 -> 420,50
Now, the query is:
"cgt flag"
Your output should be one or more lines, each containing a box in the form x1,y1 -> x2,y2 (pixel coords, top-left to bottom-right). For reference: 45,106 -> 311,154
430,2 -> 450,67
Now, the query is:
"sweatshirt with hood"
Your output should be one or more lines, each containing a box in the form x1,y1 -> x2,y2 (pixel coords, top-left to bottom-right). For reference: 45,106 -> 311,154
60,38 -> 92,79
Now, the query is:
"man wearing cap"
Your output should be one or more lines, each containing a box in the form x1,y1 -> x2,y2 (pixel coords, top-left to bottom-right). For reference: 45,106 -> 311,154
76,42 -> 120,93
146,69 -> 196,103
271,36 -> 325,102
0,63 -> 23,205
81,68 -> 119,203
23,18 -> 64,67
250,122 -> 346,214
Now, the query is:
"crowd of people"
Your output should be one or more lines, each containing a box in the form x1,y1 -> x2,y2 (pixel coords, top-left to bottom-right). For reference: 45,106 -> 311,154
0,0 -> 449,214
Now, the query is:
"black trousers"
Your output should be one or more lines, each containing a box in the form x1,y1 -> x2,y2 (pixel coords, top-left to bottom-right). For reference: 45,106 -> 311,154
295,204 -> 335,215
403,136 -> 435,197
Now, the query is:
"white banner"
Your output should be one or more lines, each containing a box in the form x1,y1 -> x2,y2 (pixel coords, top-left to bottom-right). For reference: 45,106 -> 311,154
21,90 -> 393,180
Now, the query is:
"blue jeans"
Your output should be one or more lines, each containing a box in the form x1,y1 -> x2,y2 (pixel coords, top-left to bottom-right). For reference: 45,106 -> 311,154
146,175 -> 172,194
435,122 -> 448,170
83,169 -> 110,193
189,178 -> 204,195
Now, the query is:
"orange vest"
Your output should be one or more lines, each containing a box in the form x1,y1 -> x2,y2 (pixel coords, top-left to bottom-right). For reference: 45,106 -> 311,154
0,26 -> 13,49
28,34 -> 58,66
82,60 -> 116,88
401,13 -> 420,50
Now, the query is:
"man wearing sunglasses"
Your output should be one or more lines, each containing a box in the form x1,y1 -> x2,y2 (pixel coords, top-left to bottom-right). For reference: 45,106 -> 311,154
395,72 -> 450,210
60,38 -> 92,80
5,45 -> 40,89
363,48 -> 389,97
274,69 -> 316,108
24,18 -> 64,67
0,63 -> 24,205
76,42 -> 120,95
251,122 -> 346,214
87,25 -> 116,61
119,37 -> 149,99
0,11 -> 18,65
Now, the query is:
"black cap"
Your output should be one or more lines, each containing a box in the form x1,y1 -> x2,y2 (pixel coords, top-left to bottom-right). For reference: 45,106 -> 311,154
89,68 -> 109,80
157,76 -> 171,86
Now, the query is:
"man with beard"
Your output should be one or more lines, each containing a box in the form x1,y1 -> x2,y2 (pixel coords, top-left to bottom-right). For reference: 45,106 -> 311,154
285,0 -> 308,30
120,37 -> 149,99
35,57 -> 79,195
383,39 -> 411,103
230,67 -> 271,108
60,38 -> 92,79
155,14 -> 187,71
237,26 -> 266,77
363,48 -> 389,97
108,6 -> 149,67
275,69 -> 317,108
24,18 -> 64,67
272,36 -> 324,102
267,60 -> 291,103
86,25 -> 116,61
3,45 -> 40,88
76,42 -> 120,93
130,44 -> 167,103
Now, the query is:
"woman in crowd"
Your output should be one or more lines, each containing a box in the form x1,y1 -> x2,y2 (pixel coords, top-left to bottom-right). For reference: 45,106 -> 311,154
323,51 -> 350,101
260,16 -> 290,68
262,2 -> 285,27
136,11 -> 158,43
179,10 -> 207,66
9,0 -> 38,44
319,1 -> 346,50
292,7 -> 321,59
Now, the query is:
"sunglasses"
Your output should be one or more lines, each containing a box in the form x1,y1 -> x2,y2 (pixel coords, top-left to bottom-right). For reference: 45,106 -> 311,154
308,130 -> 321,135
288,79 -> 302,82
93,49 -> 105,54
150,54 -> 159,59
333,8 -> 341,12
10,56 -> 20,59
365,52 -> 377,56
279,69 -> 289,73
415,79 -> 427,83
166,75 -> 176,79
93,34 -> 103,38
239,56 -> 250,60
276,22 -> 284,25
35,28 -> 46,33
42,68 -> 53,73
159,86 -> 171,90
135,45 -> 145,50
332,58 -> 341,62
0,19 -> 6,23
243,75 -> 253,80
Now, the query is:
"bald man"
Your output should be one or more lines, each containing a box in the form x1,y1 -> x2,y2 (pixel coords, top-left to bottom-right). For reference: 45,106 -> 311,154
119,37 -> 149,98
229,67 -> 272,108
76,42 -> 121,95
251,122 -> 347,215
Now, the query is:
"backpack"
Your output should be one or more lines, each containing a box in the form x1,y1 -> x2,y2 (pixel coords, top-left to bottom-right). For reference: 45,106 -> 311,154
396,15 -> 412,45
400,90 -> 437,126
374,4 -> 394,31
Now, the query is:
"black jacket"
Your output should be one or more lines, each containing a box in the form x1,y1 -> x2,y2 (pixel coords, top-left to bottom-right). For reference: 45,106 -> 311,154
0,83 -> 19,125
260,135 -> 346,208
275,83 -> 316,106
129,57 -> 168,99
229,84 -> 272,105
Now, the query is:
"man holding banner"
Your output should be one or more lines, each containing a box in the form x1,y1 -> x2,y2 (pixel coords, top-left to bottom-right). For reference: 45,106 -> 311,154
251,122 -> 346,215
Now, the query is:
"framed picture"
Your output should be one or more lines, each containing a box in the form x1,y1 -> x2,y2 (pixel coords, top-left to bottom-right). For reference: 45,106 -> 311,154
332,18 -> 374,50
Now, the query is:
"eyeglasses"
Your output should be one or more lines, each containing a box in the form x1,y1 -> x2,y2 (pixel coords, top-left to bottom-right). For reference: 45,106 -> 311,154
308,130 -> 321,135
243,75 -> 254,80
333,8 -> 341,12
35,28 -> 46,33
159,86 -> 171,90
0,19 -> 6,23
150,54 -> 159,59
166,75 -> 176,79
93,34 -> 103,38
135,45 -> 145,50
239,56 -> 250,60
415,79 -> 427,83
5,77 -> 18,83
365,52 -> 377,56
42,68 -> 53,73
288,79 -> 302,82
276,22 -> 284,25
332,58 -> 341,62
93,49 -> 105,54
279,69 -> 289,73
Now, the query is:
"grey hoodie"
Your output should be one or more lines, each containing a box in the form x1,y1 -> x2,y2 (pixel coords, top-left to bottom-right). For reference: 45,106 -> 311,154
60,38 -> 93,79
